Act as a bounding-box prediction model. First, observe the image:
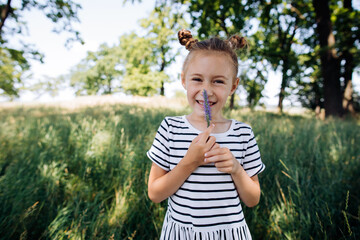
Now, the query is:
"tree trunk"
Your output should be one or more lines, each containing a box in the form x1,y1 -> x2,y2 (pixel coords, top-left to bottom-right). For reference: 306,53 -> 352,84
277,88 -> 284,113
160,80 -> 165,96
160,48 -> 166,96
313,0 -> 343,118
229,94 -> 235,109
108,78 -> 112,94
342,50 -> 355,115
0,0 -> 12,37
342,0 -> 355,115
278,58 -> 289,113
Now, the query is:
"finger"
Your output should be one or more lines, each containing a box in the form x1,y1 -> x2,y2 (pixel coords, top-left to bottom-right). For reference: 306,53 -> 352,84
216,167 -> 233,174
211,143 -> 221,150
204,152 -> 228,163
205,147 -> 227,159
208,155 -> 227,164
192,135 -> 201,143
205,136 -> 216,151
214,159 -> 232,168
200,123 -> 215,143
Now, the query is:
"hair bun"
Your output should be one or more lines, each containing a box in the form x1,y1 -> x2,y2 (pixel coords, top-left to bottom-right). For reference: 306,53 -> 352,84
178,29 -> 198,50
228,35 -> 248,50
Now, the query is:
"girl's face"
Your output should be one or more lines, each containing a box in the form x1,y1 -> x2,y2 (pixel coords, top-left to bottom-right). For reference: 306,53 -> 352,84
181,51 -> 239,122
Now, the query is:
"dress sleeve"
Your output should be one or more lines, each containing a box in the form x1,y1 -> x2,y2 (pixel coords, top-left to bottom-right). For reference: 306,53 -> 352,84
147,118 -> 170,171
242,128 -> 265,177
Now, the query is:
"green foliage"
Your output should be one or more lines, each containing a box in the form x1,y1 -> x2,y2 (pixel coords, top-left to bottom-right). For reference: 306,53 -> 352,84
295,60 -> 323,110
139,3 -> 185,68
70,43 -> 124,95
177,0 -> 360,114
0,0 -> 82,97
139,2 -> 187,95
118,32 -> 167,96
25,75 -> 69,99
0,47 -> 30,97
0,102 -> 359,239
179,0 -> 260,38
227,110 -> 360,239
254,1 -> 315,110
70,2 -> 185,97
70,32 -> 165,96
332,1 -> 360,64
0,0 -> 82,44
0,104 -> 184,239
239,69 -> 266,108
122,69 -> 168,96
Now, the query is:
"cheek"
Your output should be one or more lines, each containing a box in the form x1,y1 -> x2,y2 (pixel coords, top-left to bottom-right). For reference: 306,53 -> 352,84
186,89 -> 197,100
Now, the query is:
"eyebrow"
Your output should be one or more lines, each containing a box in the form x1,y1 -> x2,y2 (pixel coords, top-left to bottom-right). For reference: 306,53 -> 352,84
213,75 -> 227,79
189,73 -> 228,79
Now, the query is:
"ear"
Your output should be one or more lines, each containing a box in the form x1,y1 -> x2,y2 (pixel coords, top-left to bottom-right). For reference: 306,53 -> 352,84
181,72 -> 187,90
230,77 -> 240,95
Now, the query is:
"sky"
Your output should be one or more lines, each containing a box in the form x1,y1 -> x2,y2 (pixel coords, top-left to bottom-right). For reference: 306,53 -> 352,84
6,0 -> 360,107
14,0 -> 158,102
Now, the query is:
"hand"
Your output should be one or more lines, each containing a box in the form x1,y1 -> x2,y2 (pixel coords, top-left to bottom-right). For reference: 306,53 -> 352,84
204,146 -> 241,174
183,124 -> 216,168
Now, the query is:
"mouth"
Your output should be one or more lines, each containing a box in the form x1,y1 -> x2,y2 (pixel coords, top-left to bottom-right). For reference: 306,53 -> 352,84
196,100 -> 216,107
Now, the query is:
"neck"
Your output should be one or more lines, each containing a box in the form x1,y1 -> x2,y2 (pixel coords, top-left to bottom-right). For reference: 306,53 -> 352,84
186,114 -> 232,133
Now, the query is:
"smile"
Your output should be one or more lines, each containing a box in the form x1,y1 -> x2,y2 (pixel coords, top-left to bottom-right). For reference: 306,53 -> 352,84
196,100 -> 216,106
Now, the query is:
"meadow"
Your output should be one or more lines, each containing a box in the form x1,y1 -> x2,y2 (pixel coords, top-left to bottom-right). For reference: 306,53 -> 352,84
0,99 -> 359,239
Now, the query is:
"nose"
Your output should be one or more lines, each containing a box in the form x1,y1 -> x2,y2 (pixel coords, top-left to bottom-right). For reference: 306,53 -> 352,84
204,88 -> 214,97
203,83 -> 214,97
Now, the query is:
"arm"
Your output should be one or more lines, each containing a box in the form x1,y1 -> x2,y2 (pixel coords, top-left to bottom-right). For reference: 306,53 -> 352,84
148,124 -> 216,203
230,166 -> 261,207
148,160 -> 196,203
204,146 -> 261,207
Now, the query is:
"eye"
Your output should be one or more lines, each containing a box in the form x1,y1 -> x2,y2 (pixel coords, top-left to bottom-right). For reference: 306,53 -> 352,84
192,78 -> 202,82
214,79 -> 225,84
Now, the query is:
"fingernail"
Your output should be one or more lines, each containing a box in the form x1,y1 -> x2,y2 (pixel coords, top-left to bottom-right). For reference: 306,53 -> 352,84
204,158 -> 207,162
204,153 -> 208,157
212,123 -> 215,127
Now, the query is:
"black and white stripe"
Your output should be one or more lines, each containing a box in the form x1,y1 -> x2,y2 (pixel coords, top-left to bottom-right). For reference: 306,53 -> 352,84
147,116 -> 265,239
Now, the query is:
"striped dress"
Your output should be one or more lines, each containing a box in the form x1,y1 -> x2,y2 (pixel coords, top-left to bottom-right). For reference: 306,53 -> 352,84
147,116 -> 265,240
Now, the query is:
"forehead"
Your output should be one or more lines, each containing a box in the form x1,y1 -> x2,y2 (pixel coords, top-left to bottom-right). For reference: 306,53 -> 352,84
184,50 -> 235,75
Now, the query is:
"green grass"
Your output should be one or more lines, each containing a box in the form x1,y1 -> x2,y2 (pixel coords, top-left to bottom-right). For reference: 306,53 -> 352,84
0,104 -> 359,239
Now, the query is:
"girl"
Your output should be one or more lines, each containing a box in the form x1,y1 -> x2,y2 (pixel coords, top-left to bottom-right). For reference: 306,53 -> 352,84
147,29 -> 265,240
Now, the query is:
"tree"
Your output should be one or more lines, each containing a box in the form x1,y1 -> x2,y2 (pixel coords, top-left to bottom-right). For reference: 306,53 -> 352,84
177,0 -> 262,109
334,0 -> 360,116
284,0 -> 360,117
294,52 -> 324,110
70,43 -> 123,95
0,0 -> 82,97
312,0 -> 360,117
119,32 -> 169,96
0,47 -> 30,97
256,1 -> 313,112
139,1 -> 186,95
239,68 -> 266,108
312,0 -> 343,117
71,1 -> 186,97
70,32 -> 170,96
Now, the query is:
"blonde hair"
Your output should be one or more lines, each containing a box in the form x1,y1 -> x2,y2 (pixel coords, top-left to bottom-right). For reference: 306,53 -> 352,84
178,29 -> 248,76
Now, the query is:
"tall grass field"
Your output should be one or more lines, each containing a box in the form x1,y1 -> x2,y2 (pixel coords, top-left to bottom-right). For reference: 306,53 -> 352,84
0,101 -> 359,239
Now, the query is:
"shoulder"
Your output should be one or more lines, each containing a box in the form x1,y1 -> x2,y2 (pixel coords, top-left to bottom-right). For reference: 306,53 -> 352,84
160,116 -> 186,130
232,120 -> 253,134
165,116 -> 185,124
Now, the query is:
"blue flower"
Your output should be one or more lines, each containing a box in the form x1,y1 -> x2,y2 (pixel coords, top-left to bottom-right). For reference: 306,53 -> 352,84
203,89 -> 212,127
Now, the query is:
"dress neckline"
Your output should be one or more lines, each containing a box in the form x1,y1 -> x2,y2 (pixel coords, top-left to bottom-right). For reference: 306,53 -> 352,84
182,115 -> 235,137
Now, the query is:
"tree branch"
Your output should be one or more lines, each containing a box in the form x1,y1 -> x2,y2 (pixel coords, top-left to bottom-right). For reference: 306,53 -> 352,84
0,0 -> 12,38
